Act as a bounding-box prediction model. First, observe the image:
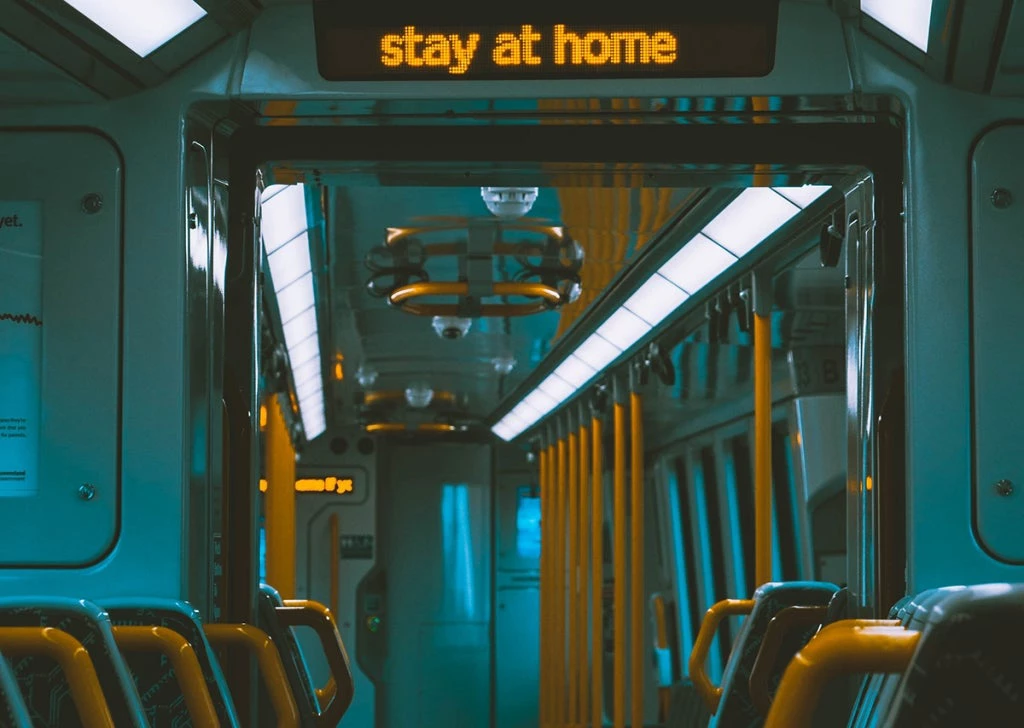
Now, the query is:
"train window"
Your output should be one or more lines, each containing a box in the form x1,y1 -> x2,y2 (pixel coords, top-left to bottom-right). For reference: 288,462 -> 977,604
772,424 -> 801,581
668,460 -> 698,657
516,485 -> 541,559
697,446 -> 732,667
728,437 -> 756,597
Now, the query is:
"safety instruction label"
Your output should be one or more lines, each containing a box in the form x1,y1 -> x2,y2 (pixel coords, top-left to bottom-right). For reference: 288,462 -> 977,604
340,534 -> 374,560
0,201 -> 42,497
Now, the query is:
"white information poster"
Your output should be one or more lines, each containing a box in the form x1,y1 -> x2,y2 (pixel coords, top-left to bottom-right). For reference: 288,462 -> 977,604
0,201 -> 42,496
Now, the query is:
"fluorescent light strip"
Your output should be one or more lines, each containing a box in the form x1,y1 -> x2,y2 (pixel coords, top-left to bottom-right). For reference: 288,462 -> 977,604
260,182 -> 326,441
63,0 -> 207,56
491,184 -> 832,442
862,0 -> 933,52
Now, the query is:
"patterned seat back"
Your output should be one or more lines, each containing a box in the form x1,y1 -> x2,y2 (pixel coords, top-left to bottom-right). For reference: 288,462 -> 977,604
709,581 -> 839,728
0,651 -> 31,728
101,599 -> 240,728
882,583 -> 1024,727
0,598 -> 148,728
256,584 -> 319,727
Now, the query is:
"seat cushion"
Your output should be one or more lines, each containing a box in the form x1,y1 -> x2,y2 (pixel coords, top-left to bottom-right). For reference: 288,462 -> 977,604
883,583 -> 1024,727
0,598 -> 147,728
710,581 -> 838,728
101,599 -> 240,728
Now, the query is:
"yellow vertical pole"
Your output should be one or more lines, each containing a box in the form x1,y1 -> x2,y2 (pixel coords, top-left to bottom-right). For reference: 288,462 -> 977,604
265,395 -> 296,598
591,415 -> 604,728
754,276 -> 773,587
556,433 -> 569,727
613,393 -> 627,728
329,513 -> 339,619
630,387 -> 645,728
579,415 -> 591,728
539,444 -> 550,728
568,424 -> 580,727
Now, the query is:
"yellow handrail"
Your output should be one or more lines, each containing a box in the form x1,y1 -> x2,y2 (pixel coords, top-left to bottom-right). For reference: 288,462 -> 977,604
754,310 -> 772,586
630,389 -> 645,728
0,626 -> 115,728
266,395 -> 297,598
568,426 -> 580,727
590,415 -> 604,728
613,399 -> 626,728
578,419 -> 591,728
205,623 -> 301,727
688,599 -> 756,713
388,281 -> 563,317
763,620 -> 920,728
275,599 -> 354,726
111,625 -> 219,728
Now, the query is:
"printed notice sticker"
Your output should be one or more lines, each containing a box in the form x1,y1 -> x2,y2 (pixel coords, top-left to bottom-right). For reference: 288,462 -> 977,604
0,201 -> 42,496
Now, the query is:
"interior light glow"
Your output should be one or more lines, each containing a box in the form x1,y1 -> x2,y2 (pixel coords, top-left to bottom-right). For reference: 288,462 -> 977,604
622,273 -> 690,327
490,183 -> 834,442
658,233 -> 738,293
514,400 -> 543,420
553,355 -> 597,388
861,0 -> 933,52
596,308 -> 652,351
261,185 -> 308,253
538,374 -> 575,402
267,233 -> 313,292
524,389 -> 558,414
63,0 -> 207,57
773,185 -> 831,209
574,333 -> 622,370
282,307 -> 317,348
288,335 -> 321,369
292,358 -> 321,387
275,273 -> 315,324
702,189 -> 801,257
295,378 -> 323,402
492,423 -> 516,441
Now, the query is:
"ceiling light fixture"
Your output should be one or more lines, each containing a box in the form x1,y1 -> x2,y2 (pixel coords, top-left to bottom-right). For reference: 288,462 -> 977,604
490,185 -> 831,442
261,183 -> 327,441
481,187 -> 539,219
62,0 -> 207,57
861,0 -> 933,53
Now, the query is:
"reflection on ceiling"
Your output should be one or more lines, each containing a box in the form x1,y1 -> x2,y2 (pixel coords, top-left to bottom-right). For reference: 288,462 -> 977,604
322,178 -> 696,431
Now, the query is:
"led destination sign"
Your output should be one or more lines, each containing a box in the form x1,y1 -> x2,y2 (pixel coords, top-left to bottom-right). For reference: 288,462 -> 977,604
313,2 -> 780,81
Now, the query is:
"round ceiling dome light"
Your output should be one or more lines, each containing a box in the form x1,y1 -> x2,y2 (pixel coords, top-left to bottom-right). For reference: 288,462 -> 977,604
481,187 -> 539,220
356,364 -> 378,388
405,382 -> 434,408
492,355 -> 517,375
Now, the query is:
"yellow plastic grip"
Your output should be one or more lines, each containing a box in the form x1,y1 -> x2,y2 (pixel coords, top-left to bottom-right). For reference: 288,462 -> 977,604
763,620 -> 918,728
688,598 -> 756,713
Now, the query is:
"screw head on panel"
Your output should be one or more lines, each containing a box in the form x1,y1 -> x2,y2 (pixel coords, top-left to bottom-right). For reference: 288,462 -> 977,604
78,483 -> 97,501
994,479 -> 1014,497
991,188 -> 1012,209
81,193 -> 104,214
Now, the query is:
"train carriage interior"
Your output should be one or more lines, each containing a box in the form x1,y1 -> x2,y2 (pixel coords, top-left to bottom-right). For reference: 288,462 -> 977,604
2,0 -> 1024,726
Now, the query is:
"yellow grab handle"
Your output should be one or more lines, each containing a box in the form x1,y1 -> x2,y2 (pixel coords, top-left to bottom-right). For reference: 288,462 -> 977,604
764,620 -> 919,728
112,625 -> 220,728
0,626 -> 115,728
688,598 -> 755,713
278,599 -> 354,726
205,623 -> 301,727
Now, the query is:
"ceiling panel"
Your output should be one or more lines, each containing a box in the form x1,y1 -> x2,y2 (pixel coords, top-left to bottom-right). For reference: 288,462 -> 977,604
0,31 -> 99,103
